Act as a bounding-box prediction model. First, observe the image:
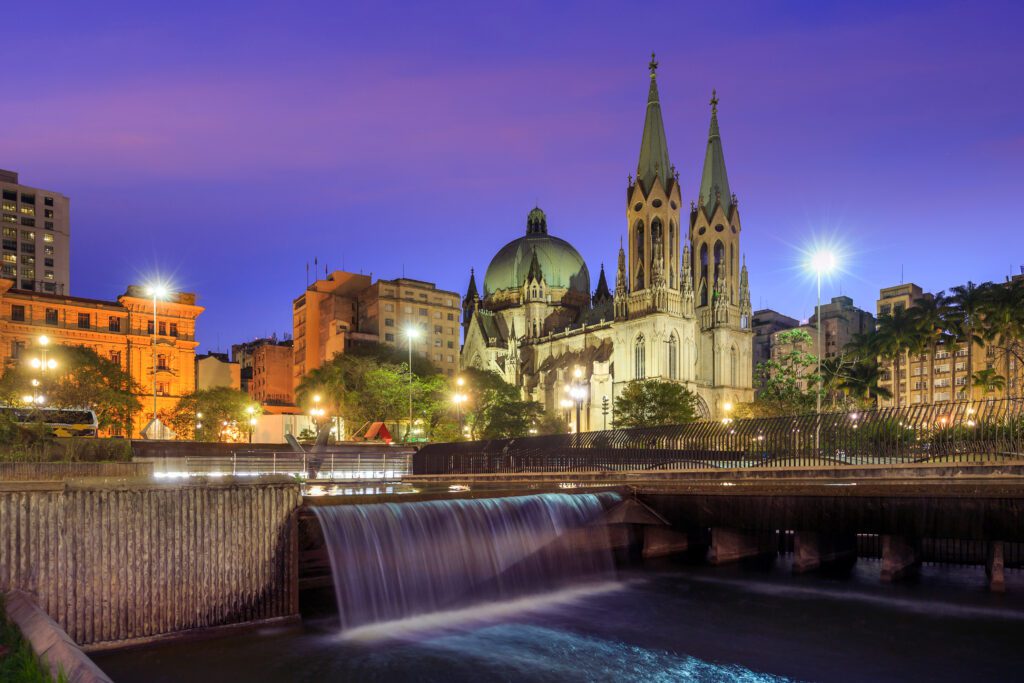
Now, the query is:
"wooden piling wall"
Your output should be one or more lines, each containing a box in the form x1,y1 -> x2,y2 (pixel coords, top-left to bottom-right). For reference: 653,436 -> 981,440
0,478 -> 301,648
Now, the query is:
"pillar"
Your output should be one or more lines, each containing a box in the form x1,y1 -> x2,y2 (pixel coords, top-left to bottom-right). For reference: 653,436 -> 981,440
792,532 -> 857,574
642,526 -> 689,559
709,528 -> 776,565
880,535 -> 919,582
987,542 -> 1006,593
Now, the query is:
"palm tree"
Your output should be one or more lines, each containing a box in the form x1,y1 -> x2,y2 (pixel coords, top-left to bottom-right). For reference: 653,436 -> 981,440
979,278 -> 1024,398
909,292 -> 949,405
874,307 -> 925,408
972,368 -> 1006,394
839,361 -> 893,403
948,281 -> 991,402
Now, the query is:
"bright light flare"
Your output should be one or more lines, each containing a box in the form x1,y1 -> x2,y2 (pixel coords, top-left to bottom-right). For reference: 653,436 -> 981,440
809,250 -> 837,274
405,327 -> 421,340
145,282 -> 171,299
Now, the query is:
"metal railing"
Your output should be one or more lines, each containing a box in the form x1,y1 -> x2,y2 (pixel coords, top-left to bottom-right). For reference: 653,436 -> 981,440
413,399 -> 1024,475
150,448 -> 414,482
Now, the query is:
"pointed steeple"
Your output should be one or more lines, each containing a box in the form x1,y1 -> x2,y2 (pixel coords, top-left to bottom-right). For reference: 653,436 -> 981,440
526,206 -> 548,235
593,263 -> 611,303
698,89 -> 733,215
636,53 -> 672,195
615,239 -> 627,295
525,248 -> 544,284
465,268 -> 479,300
739,255 -> 751,311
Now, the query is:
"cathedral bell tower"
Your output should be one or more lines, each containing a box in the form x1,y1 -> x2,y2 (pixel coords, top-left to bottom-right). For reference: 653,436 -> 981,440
627,54 -> 682,298
690,90 -> 746,328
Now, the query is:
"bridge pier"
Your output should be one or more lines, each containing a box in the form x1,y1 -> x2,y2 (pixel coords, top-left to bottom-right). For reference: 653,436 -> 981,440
987,542 -> 1006,593
792,532 -> 857,574
709,528 -> 776,565
642,526 -> 689,558
880,535 -> 920,582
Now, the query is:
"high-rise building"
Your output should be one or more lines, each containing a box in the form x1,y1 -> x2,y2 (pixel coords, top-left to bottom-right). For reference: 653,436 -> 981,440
751,309 -> 799,370
292,272 -> 461,387
0,280 -> 202,436
0,169 -> 71,294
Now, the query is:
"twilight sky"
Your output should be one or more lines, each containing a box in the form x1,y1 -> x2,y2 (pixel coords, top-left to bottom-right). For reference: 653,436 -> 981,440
3,0 -> 1022,352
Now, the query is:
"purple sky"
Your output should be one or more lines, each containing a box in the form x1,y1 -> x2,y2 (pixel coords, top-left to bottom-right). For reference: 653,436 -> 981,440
3,1 -> 1022,351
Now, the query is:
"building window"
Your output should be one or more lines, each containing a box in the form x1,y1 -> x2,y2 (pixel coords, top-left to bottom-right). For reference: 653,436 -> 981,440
44,197 -> 54,207
169,322 -> 178,337
110,351 -> 121,365
44,258 -> 53,267
447,313 -> 454,321
147,320 -> 154,334
385,333 -> 395,342
385,318 -> 394,327
42,233 -> 53,244
20,193 -> 35,205
44,308 -> 57,325
20,218 -> 35,227
77,313 -> 90,329
1,215 -> 14,225
384,303 -> 394,312
1,265 -> 14,277
434,311 -> 442,319
20,230 -> 34,241
635,334 -> 646,380
1,190 -> 15,201
434,339 -> 442,347
2,253 -> 14,264
21,268 -> 34,279
20,243 -> 34,254
19,206 -> 34,216
434,325 -> 442,334
447,341 -> 454,349
11,305 -> 25,321
11,340 -> 25,358
44,221 -> 53,230
419,307 -> 428,316
108,317 -> 121,332
44,270 -> 53,280
44,209 -> 54,219
2,239 -> 15,251
158,321 -> 166,336
157,354 -> 168,371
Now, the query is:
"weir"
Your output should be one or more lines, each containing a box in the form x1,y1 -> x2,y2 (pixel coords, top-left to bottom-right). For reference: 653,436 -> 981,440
312,492 -> 621,630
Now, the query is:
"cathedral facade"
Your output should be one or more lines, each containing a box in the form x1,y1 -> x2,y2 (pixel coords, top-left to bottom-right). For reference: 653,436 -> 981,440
461,57 -> 753,430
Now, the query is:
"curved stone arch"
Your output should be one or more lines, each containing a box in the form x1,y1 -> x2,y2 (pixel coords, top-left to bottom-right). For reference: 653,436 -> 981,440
692,393 -> 711,420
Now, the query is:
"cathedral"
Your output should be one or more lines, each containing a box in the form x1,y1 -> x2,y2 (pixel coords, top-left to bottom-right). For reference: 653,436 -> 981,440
461,56 -> 754,429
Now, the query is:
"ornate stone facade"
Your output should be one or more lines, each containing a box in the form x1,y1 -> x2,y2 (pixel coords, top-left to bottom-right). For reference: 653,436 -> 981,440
462,58 -> 754,430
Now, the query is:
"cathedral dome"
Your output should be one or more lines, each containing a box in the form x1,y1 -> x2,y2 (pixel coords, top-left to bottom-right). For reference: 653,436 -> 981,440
483,208 -> 591,297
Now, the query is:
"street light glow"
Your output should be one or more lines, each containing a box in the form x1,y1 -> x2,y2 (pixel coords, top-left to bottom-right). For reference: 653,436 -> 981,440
37,335 -> 49,346
30,358 -> 41,369
405,326 -> 421,340
456,376 -> 464,387
145,283 -> 171,299
723,402 -> 733,412
809,250 -> 836,274
47,359 -> 57,369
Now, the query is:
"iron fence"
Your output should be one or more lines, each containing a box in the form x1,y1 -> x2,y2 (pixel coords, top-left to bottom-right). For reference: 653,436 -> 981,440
146,448 -> 414,482
413,399 -> 1024,475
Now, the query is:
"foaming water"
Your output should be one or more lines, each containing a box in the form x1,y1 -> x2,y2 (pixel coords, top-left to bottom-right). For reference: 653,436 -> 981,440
313,492 -> 620,630
340,580 -> 628,642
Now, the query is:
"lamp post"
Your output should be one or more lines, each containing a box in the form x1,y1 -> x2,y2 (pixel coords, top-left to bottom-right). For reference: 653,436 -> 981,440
28,335 -> 57,406
453,376 -> 467,440
405,327 -> 421,441
144,283 -> 171,427
809,251 -> 836,454
567,366 -> 588,436
246,405 -> 256,444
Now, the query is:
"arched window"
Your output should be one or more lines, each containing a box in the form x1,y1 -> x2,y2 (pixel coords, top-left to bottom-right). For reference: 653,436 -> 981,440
634,220 -> 643,290
635,334 -> 646,380
668,333 -> 679,380
530,285 -> 538,298
730,346 -> 738,386
668,222 -> 675,288
713,240 -> 725,287
699,244 -> 709,306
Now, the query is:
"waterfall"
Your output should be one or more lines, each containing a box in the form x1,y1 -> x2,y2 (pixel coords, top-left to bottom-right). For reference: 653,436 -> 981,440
313,492 -> 621,630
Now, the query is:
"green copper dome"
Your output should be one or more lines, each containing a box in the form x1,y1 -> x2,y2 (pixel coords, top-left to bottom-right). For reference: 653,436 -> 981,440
483,208 -> 590,297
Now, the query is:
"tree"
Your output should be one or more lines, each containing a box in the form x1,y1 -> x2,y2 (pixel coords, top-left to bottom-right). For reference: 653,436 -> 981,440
612,380 -> 699,428
972,368 -> 1006,394
948,281 -> 989,400
478,398 -> 546,438
979,278 -> 1024,398
836,360 -> 892,403
0,344 -> 141,435
750,328 -> 819,416
909,292 -> 950,405
163,387 -> 258,442
874,308 -> 924,408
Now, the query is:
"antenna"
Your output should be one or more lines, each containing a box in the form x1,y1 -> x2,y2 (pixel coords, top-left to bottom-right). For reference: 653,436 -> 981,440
900,264 -> 904,284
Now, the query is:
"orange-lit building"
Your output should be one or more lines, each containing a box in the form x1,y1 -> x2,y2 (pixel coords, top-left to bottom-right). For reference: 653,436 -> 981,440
231,337 -> 294,406
0,280 -> 202,436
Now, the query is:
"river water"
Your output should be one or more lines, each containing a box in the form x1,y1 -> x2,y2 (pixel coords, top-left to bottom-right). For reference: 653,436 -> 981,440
95,559 -> 1022,682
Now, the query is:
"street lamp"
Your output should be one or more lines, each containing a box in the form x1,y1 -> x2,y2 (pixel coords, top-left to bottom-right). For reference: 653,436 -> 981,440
145,282 -> 172,428
721,401 -> 734,425
28,335 -> 57,406
566,367 -> 588,435
246,405 -> 256,443
405,326 -> 421,441
808,251 -> 836,416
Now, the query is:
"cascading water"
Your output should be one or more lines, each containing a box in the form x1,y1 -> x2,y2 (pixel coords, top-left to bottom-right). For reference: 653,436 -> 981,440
313,492 -> 621,631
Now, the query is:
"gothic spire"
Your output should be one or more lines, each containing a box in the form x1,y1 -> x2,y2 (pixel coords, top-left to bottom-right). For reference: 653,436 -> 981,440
526,248 -> 544,284
636,52 -> 672,195
593,263 -> 611,303
698,89 -> 733,215
465,268 -> 479,300
615,239 -> 627,295
739,254 -> 751,309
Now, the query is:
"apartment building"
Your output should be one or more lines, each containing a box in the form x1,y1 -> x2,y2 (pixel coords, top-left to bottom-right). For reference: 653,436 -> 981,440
751,308 -> 799,370
232,337 -> 294,405
292,272 -> 461,387
0,169 -> 71,294
0,280 -> 202,436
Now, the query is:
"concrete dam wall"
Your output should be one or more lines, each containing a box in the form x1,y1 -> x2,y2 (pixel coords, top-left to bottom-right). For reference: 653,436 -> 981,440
0,478 -> 302,649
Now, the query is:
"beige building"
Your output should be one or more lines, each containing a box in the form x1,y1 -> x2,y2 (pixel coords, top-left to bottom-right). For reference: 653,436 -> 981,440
292,272 -> 461,387
876,280 -> 1022,406
0,169 -> 71,295
462,60 -> 755,428
195,352 -> 241,391
231,338 -> 294,406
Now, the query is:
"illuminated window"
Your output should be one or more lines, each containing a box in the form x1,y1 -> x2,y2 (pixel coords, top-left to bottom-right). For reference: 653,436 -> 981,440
44,246 -> 53,256
21,231 -> 34,241
44,209 -> 54,219
43,234 -> 53,244
19,206 -> 34,216
2,215 -> 15,224
44,271 -> 53,280
1,202 -> 15,212
2,254 -> 14,264
21,268 -> 34,279
22,256 -> 34,266
635,334 -> 646,380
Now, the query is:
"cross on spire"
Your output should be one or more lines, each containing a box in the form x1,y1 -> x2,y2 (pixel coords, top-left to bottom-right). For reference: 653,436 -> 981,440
710,89 -> 718,113
649,52 -> 658,76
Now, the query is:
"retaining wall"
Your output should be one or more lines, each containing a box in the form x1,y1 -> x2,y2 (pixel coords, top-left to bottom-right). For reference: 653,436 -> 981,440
0,461 -> 153,481
0,478 -> 301,649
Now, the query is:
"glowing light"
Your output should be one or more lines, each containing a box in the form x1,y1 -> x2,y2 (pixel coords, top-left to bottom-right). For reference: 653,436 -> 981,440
145,283 -> 171,299
559,399 -> 573,409
21,394 -> 33,403
246,406 -> 255,414
30,379 -> 39,387
47,359 -> 56,369
405,327 -> 421,340
30,358 -> 41,369
456,376 -> 464,387
249,418 -> 257,426
809,250 -> 837,274
723,402 -> 733,412
35,396 -> 45,404
312,394 -> 321,403
196,412 -> 203,418
37,335 -> 49,346
573,367 -> 583,379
